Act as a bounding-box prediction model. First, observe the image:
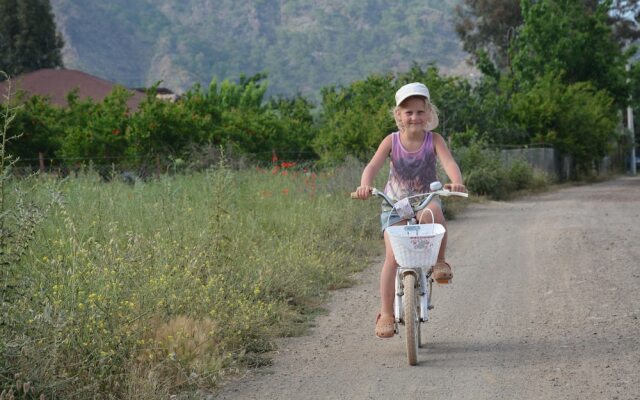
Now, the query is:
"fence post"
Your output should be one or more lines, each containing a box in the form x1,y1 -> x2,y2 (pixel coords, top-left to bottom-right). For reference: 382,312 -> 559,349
38,152 -> 45,173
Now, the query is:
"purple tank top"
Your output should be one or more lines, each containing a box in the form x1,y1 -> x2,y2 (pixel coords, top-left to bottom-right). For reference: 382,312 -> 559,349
384,131 -> 437,203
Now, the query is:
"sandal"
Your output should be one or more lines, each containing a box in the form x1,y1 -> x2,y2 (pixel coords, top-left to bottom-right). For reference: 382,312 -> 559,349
433,261 -> 453,284
375,313 -> 395,338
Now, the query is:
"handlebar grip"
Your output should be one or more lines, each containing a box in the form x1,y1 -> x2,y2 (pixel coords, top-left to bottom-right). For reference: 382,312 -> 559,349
351,187 -> 376,199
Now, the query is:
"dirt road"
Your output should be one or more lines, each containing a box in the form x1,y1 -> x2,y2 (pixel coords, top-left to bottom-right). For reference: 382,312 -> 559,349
215,177 -> 640,400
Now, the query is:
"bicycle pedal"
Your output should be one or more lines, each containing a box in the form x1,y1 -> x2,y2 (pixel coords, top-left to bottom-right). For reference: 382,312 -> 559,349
435,279 -> 450,284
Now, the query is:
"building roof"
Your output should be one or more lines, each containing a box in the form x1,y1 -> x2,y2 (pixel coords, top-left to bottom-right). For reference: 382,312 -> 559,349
0,68 -> 146,110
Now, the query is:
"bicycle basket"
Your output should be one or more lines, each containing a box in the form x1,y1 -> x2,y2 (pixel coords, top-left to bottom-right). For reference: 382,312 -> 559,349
386,224 -> 446,268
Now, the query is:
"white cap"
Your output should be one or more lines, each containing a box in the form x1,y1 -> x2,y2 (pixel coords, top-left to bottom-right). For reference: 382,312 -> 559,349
395,82 -> 430,106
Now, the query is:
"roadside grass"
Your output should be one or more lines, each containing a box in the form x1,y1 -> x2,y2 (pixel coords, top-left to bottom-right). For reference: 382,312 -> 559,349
1,161 -> 382,399
0,153 -> 549,399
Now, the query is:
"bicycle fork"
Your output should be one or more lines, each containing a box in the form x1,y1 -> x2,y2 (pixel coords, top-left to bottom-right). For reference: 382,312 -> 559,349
394,267 -> 433,324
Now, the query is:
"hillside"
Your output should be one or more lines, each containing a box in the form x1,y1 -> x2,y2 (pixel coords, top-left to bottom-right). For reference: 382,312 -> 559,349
50,0 -> 468,99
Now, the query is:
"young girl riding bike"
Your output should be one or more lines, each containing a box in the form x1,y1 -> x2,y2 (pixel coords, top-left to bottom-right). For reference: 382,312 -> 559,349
353,82 -> 466,339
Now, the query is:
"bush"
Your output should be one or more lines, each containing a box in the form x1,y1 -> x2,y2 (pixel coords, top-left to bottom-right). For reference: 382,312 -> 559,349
455,141 -> 512,199
508,158 -> 535,191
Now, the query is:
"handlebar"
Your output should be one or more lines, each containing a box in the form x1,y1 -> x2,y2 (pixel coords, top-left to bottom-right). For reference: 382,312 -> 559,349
350,184 -> 468,214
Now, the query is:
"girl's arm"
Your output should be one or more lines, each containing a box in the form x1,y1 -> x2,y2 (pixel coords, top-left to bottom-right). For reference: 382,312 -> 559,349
355,134 -> 392,199
433,132 -> 466,192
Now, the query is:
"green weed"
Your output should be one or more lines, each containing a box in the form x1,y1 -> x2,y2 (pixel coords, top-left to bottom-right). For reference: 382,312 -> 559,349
1,160 -> 379,399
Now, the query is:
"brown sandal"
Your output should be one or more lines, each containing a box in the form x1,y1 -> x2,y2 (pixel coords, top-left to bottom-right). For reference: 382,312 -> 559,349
433,261 -> 453,284
375,313 -> 395,338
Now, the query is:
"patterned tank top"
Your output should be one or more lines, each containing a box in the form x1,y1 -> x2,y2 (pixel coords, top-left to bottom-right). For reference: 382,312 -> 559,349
383,131 -> 437,205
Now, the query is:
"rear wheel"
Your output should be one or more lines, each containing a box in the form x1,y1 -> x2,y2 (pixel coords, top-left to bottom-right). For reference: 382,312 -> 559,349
402,273 -> 419,365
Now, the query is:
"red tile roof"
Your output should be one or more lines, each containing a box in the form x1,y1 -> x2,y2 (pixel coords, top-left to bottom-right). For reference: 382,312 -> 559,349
0,68 -> 145,110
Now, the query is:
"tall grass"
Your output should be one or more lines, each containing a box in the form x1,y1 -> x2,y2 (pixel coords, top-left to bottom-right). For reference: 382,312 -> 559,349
1,159 -> 382,399
0,141 -> 548,398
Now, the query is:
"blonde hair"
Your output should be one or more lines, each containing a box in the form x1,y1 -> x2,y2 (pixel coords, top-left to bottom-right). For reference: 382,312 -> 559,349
392,96 -> 439,132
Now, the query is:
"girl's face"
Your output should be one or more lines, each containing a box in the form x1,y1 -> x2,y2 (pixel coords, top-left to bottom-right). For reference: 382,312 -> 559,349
396,96 -> 430,134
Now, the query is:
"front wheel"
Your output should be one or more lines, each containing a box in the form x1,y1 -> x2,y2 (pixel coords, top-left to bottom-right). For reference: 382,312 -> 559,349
402,273 -> 419,365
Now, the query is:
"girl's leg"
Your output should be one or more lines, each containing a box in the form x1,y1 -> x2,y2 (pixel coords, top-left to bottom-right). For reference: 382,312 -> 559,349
418,202 -> 447,262
380,230 -> 398,317
418,202 -> 452,282
375,230 -> 398,338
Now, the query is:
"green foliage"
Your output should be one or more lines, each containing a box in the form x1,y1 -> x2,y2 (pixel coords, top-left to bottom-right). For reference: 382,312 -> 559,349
4,93 -> 64,161
470,74 -> 527,145
58,87 -> 131,161
0,75 -> 59,362
267,95 -> 318,159
4,73 -> 318,167
507,158 -> 535,191
1,163 -> 376,398
0,0 -> 64,78
510,71 -> 618,176
128,87 -> 209,159
313,64 -> 525,164
314,74 -> 396,162
455,139 -> 550,199
455,140 -> 511,199
511,0 -> 628,106
180,74 -> 317,161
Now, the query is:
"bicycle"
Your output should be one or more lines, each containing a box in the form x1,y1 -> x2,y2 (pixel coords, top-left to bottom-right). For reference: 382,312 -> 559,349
352,181 -> 468,365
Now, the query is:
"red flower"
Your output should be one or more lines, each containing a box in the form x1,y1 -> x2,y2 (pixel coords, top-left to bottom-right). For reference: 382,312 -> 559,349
112,129 -> 120,135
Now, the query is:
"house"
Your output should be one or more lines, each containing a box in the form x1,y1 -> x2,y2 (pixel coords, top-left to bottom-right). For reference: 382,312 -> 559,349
0,68 -> 146,111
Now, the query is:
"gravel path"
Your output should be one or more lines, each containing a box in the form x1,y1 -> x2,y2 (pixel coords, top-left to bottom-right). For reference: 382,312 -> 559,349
215,177 -> 640,400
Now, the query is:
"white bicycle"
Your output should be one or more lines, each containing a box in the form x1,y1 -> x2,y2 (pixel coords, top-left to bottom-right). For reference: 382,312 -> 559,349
353,181 -> 468,365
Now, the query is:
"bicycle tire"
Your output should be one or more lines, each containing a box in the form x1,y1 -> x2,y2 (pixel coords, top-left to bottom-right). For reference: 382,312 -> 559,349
402,273 -> 419,365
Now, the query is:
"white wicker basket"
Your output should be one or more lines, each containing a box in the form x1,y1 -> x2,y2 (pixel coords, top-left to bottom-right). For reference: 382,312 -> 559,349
386,224 -> 446,268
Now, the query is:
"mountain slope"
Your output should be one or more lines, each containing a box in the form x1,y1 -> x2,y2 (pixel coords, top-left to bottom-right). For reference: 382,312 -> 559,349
50,0 -> 467,98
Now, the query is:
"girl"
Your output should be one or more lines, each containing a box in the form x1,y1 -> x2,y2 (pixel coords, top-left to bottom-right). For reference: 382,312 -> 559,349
354,82 -> 466,338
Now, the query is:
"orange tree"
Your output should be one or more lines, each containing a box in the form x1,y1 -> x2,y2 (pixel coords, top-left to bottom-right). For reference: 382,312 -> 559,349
58,87 -> 131,164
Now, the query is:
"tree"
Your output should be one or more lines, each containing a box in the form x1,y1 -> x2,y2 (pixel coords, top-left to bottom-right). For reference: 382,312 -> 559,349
606,0 -> 640,45
314,74 -> 396,163
454,0 -> 639,74
5,93 -> 64,162
511,0 -> 629,106
454,0 -> 523,71
0,0 -> 64,79
510,71 -> 618,176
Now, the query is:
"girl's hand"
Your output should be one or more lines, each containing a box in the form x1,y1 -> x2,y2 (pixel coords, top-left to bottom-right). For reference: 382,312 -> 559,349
445,183 -> 466,193
355,185 -> 373,199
